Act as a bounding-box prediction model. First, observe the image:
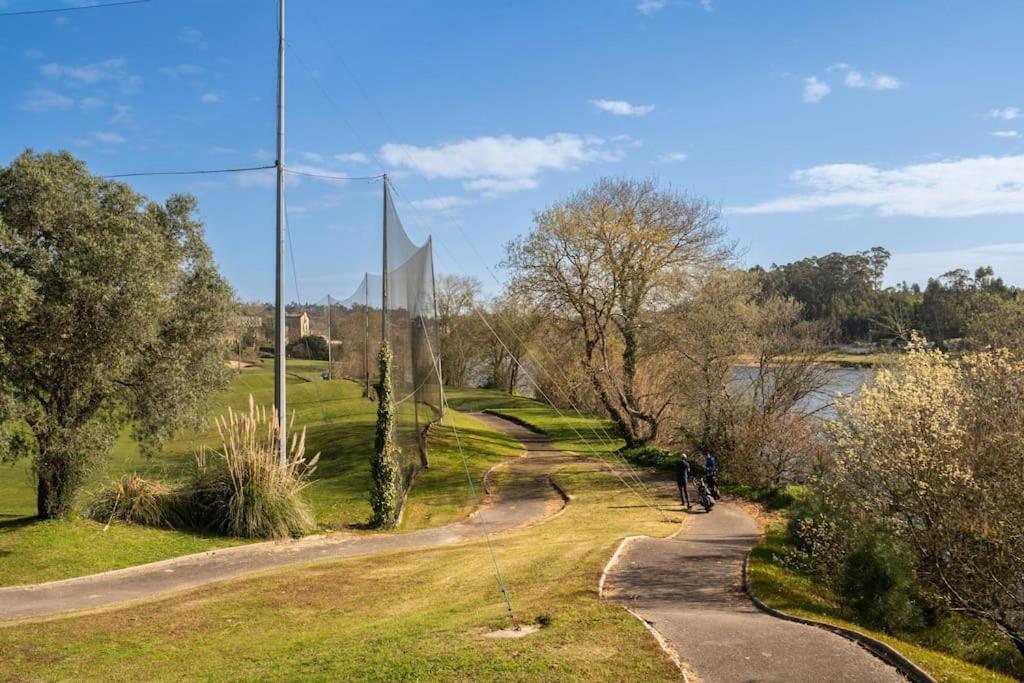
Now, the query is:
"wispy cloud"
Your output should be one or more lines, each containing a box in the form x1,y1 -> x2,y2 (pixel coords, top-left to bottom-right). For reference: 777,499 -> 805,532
591,98 -> 655,117
210,146 -> 239,154
409,196 -> 474,211
843,70 -> 902,90
801,76 -> 830,104
160,63 -> 205,79
199,92 -> 223,104
179,26 -> 207,50
75,130 -> 126,146
987,107 -> 1020,121
79,96 -> 104,110
335,152 -> 369,163
658,151 -> 688,162
992,130 -> 1020,139
23,49 -> 44,60
381,133 -> 622,196
731,155 -> 1024,218
40,57 -> 141,92
636,0 -> 666,15
19,89 -> 73,112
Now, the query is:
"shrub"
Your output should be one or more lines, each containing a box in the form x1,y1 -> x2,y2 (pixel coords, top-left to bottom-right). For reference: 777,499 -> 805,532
183,397 -> 319,538
619,446 -> 708,477
731,483 -> 805,510
86,473 -> 176,528
838,530 -> 923,633
287,335 -> 328,361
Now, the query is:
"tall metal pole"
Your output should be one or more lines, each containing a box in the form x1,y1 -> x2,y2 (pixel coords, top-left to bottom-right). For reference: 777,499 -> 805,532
428,237 -> 445,418
274,0 -> 287,467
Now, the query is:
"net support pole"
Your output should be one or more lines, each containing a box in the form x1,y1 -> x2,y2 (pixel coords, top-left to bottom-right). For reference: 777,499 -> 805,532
326,294 -> 333,378
428,237 -> 445,418
273,0 -> 287,468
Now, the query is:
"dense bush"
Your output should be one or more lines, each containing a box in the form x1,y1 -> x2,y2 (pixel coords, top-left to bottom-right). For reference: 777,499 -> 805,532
618,446 -> 707,477
730,483 -> 805,510
838,531 -> 923,633
287,335 -> 329,360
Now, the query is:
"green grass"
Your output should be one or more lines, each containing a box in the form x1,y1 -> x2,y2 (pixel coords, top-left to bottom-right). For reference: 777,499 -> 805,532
443,387 -> 547,413
0,466 -> 683,681
0,367 -> 526,586
483,408 -> 623,455
748,524 -> 1024,683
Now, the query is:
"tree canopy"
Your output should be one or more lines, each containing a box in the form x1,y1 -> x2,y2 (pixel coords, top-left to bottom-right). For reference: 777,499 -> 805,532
0,150 -> 236,517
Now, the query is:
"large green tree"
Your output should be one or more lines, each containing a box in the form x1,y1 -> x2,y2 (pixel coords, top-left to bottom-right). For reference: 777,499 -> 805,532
0,151 -> 236,518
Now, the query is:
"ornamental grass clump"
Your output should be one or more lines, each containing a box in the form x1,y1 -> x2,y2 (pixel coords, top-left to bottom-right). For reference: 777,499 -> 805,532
185,396 -> 319,539
86,473 -> 176,528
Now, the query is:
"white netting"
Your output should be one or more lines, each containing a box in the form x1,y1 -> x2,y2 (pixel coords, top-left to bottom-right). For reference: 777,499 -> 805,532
302,182 -> 441,500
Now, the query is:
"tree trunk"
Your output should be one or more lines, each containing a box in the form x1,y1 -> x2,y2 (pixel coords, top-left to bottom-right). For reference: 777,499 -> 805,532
35,466 -> 73,519
1009,630 -> 1024,661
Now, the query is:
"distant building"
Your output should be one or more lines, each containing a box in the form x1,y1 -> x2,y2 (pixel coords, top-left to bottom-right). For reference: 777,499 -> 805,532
285,311 -> 310,343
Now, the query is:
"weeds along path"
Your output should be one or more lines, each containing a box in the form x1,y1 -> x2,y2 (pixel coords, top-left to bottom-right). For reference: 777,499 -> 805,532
604,500 -> 907,682
0,413 -> 577,622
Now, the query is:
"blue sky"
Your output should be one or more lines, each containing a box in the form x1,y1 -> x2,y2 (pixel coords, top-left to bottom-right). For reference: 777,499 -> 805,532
3,0 -> 1024,301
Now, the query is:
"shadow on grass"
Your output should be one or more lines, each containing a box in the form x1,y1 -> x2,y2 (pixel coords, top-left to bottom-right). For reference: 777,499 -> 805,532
0,515 -> 38,530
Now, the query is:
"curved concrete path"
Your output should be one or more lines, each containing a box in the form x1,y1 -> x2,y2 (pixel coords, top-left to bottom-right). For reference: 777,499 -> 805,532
605,499 -> 905,682
0,413 -> 574,622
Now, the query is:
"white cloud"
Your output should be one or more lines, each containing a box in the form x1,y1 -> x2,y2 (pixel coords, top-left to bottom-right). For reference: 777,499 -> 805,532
988,107 -> 1021,121
658,151 -> 688,162
381,133 -> 619,195
888,243 -> 1024,287
992,130 -> 1020,138
802,76 -> 830,104
636,0 -> 666,14
200,92 -> 223,104
843,70 -> 902,90
464,178 -> 540,196
700,0 -> 712,10
109,103 -> 133,124
40,57 -> 140,92
179,27 -> 206,49
731,155 -> 1024,218
79,96 -> 104,110
160,63 -> 204,79
591,98 -> 655,117
19,89 -> 73,112
409,196 -> 473,211
335,152 -> 369,163
302,151 -> 324,163
75,130 -> 127,146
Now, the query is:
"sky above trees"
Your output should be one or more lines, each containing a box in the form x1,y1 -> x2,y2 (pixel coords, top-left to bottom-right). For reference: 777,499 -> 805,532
3,0 -> 1024,300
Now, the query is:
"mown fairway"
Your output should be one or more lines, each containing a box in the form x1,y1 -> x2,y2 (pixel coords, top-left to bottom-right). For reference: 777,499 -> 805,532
0,363 -> 523,586
0,465 -> 682,681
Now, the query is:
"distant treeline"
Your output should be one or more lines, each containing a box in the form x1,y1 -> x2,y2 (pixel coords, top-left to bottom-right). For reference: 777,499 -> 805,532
752,246 -> 1024,349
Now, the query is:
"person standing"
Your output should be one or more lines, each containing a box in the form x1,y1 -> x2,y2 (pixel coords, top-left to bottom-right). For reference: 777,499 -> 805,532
704,452 -> 720,499
676,453 -> 692,511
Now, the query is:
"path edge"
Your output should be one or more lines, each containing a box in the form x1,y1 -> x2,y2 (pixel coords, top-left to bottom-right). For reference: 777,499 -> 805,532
742,554 -> 937,683
599,536 -> 692,682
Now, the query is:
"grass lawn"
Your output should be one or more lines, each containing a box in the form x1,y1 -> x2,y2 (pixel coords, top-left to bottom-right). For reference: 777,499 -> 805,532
0,366 -> 526,586
0,465 -> 683,681
748,524 -> 1024,683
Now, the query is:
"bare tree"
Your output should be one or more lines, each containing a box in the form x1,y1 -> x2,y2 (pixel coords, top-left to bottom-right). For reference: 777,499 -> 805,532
505,177 -> 727,446
435,274 -> 481,387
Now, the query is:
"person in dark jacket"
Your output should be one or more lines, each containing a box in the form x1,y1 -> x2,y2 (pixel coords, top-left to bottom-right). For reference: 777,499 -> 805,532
675,453 -> 692,510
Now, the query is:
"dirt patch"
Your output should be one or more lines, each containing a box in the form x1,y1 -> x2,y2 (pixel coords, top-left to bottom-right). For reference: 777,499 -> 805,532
731,497 -> 784,534
483,624 -> 541,639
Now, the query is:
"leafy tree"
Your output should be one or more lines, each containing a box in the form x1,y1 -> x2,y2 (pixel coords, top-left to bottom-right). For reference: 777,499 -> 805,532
0,151 -> 235,518
505,177 -> 727,446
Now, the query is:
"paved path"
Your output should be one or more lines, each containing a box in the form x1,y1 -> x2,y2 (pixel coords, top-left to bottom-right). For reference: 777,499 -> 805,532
0,413 -> 574,622
605,499 -> 905,682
